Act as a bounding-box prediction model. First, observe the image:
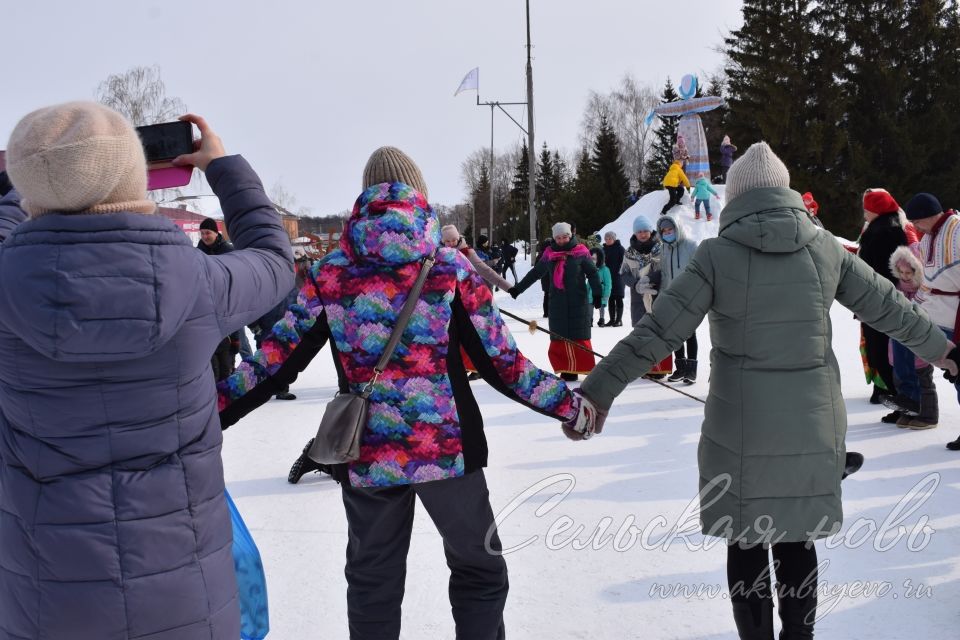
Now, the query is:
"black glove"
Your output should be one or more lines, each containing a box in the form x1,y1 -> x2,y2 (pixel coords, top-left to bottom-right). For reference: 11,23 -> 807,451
942,346 -> 960,384
508,287 -> 519,299
594,298 -> 603,310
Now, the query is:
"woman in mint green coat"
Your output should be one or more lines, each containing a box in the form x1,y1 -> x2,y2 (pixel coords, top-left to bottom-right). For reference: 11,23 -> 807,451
580,143 -> 955,640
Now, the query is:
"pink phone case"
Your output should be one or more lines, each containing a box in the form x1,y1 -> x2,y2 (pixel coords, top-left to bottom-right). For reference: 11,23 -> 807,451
147,165 -> 193,191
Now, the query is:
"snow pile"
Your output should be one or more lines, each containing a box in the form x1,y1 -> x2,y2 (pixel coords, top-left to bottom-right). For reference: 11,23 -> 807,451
599,185 -> 727,245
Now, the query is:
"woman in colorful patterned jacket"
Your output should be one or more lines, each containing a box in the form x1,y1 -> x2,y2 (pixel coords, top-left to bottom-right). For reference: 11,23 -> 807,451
218,147 -> 590,640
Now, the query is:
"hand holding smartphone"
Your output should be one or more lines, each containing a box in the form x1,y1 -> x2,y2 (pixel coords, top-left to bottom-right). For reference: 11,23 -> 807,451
137,121 -> 195,191
136,115 -> 226,191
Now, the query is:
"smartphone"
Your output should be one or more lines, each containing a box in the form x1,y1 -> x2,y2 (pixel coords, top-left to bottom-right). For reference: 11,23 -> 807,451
136,121 -> 194,163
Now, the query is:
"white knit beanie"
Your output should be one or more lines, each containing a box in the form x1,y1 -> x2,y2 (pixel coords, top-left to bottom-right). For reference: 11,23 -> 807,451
724,141 -> 790,202
440,224 -> 461,243
6,101 -> 155,217
362,146 -> 428,198
552,222 -> 572,238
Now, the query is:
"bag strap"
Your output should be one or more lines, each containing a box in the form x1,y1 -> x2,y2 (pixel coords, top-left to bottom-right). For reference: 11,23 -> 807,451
362,251 -> 438,396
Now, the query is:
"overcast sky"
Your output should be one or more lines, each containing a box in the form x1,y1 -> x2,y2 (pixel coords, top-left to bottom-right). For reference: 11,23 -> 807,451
1,1 -> 743,215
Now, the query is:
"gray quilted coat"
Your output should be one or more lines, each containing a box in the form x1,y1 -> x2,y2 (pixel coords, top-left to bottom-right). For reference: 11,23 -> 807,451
0,156 -> 293,639
582,187 -> 948,543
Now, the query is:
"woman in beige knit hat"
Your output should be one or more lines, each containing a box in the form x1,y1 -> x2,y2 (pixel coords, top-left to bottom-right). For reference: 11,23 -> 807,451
0,102 -> 295,639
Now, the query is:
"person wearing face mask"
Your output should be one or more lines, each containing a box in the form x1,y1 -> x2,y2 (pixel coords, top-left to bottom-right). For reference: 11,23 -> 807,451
657,214 -> 700,384
620,216 -> 672,378
510,222 -> 602,381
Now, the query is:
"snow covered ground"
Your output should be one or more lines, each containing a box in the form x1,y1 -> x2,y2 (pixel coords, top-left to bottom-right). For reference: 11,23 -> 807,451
223,191 -> 960,639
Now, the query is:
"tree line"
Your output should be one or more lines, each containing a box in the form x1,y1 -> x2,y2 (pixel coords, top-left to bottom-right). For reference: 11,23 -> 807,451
460,0 -> 960,241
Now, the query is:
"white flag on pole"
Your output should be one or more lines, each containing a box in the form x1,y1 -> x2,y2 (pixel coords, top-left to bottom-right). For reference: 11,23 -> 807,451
454,67 -> 479,96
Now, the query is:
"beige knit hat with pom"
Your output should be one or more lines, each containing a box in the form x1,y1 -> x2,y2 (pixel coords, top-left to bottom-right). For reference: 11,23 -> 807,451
724,141 -> 791,202
6,101 -> 155,216
362,146 -> 428,198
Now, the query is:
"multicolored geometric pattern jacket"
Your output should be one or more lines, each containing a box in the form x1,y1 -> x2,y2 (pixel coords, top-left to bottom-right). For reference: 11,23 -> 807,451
218,182 -> 578,487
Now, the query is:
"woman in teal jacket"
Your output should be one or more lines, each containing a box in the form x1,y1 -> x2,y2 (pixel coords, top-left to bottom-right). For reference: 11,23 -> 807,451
589,247 -> 613,325
577,143 -> 958,639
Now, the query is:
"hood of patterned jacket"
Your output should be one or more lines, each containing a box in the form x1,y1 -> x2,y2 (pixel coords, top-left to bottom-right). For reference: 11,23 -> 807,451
339,181 -> 440,266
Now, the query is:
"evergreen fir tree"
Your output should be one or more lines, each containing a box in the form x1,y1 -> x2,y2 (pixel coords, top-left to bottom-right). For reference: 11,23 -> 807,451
642,77 -> 680,194
471,163 -> 491,242
562,148 -> 596,238
507,142 -> 530,242
588,114 -> 631,234
700,73 -> 728,180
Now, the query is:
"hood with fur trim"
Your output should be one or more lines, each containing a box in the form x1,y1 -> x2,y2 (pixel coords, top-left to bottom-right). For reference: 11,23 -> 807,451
889,245 -> 923,291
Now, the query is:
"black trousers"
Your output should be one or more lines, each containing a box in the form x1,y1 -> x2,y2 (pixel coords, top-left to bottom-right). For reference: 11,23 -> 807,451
862,323 -> 897,394
674,334 -> 698,361
607,297 -> 624,324
341,470 -> 508,640
661,186 -> 685,215
727,542 -> 818,603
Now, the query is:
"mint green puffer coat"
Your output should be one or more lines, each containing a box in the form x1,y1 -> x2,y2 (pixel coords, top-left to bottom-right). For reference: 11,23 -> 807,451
582,187 -> 948,543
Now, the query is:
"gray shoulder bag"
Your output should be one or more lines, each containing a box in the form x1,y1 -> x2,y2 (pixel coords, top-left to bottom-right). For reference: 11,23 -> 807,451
307,252 -> 437,464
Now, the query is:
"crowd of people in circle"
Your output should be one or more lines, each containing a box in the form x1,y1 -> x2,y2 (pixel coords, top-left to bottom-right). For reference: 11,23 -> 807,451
1,100 -> 958,640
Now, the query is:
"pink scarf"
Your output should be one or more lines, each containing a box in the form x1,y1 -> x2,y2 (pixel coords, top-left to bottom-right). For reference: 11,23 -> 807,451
543,243 -> 591,290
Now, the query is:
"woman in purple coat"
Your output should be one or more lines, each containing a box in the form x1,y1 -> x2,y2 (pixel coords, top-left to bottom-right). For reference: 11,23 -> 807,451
719,135 -> 737,183
0,103 -> 294,639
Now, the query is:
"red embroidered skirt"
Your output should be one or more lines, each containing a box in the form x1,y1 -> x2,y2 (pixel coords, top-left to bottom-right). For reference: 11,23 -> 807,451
650,353 -> 673,375
548,339 -> 596,375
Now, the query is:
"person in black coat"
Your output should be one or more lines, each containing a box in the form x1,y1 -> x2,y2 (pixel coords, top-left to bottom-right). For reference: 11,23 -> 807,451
858,189 -> 909,408
497,238 -> 519,284
197,217 -> 241,380
602,231 -> 626,327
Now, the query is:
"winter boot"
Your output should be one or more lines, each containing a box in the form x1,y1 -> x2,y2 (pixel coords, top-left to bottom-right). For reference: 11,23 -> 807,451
288,438 -> 331,484
912,365 -> 939,429
695,212 -> 701,220
667,359 -> 687,383
275,390 -> 297,400
870,385 -> 890,405
683,359 -> 698,384
905,417 -> 938,430
707,214 -> 713,222
731,601 -> 774,640
842,452 -> 864,479
947,436 -> 960,451
777,593 -> 816,640
881,410 -> 903,424
881,393 -> 919,416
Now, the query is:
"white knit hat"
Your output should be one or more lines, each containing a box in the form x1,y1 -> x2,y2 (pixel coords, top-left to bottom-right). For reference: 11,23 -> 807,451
440,224 -> 461,243
552,222 -> 572,238
724,141 -> 790,202
6,101 -> 155,216
362,146 -> 428,198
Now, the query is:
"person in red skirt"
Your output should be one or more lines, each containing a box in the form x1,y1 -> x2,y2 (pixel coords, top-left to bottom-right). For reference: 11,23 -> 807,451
509,222 -> 602,381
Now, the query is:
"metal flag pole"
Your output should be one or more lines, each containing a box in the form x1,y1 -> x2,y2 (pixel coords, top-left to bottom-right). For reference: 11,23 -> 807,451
526,0 -> 537,266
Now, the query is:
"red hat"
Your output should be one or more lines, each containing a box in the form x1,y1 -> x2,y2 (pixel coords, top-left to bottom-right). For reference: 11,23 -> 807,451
863,189 -> 899,215
801,191 -> 819,215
